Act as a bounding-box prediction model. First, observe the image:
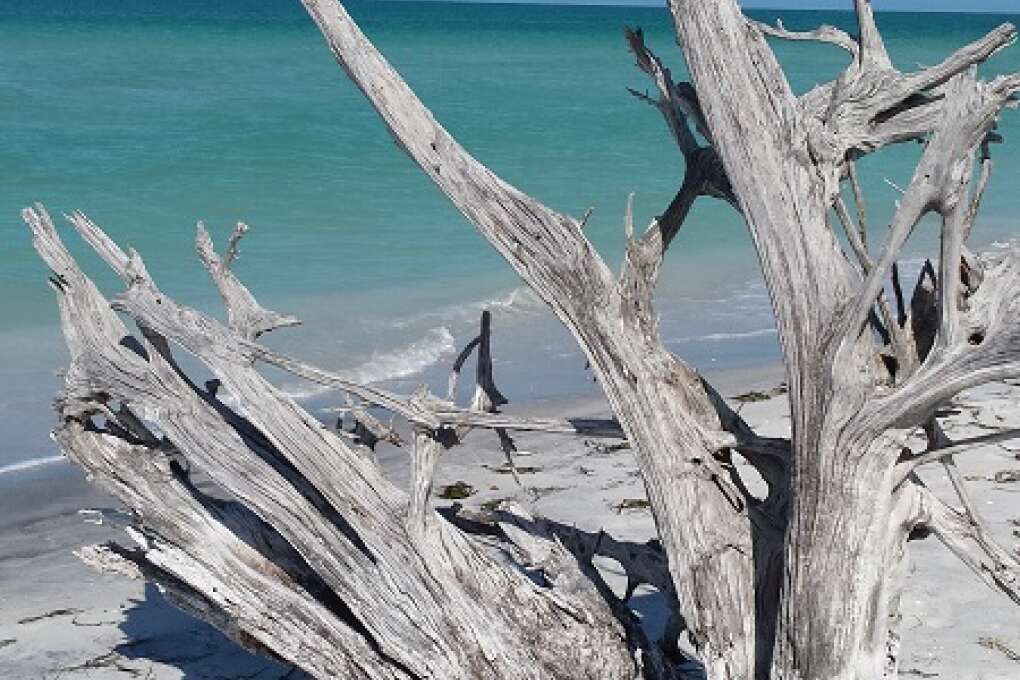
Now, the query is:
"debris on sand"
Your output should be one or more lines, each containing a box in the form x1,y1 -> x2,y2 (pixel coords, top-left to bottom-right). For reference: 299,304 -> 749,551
978,636 -> 1020,662
733,384 -> 787,403
586,440 -> 630,455
994,470 -> 1020,483
484,464 -> 542,475
438,481 -> 475,499
480,497 -> 514,513
613,498 -> 650,513
17,608 -> 83,625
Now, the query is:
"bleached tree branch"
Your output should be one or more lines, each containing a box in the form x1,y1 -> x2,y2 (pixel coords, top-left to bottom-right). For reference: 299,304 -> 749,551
299,3 -> 778,675
859,244 -> 1020,432
894,428 -> 1020,485
195,221 -> 301,341
911,482 -> 1020,605
853,0 -> 892,69
749,17 -> 859,59
798,22 -> 1016,169
26,203 -> 649,680
832,194 -> 911,377
841,72 -> 1020,353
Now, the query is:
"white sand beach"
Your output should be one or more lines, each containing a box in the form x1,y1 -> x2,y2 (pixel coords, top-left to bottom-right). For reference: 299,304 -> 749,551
3,368 -> 1020,678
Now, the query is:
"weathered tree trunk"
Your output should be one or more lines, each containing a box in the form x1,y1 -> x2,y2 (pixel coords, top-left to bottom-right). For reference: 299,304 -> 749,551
21,1 -> 1020,679
666,2 -> 1020,678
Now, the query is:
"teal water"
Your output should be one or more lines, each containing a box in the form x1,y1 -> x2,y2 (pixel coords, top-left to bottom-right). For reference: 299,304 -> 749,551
2,1 -> 1019,470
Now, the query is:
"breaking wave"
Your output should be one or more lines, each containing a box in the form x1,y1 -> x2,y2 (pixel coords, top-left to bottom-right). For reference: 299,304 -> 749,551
671,327 -> 777,343
0,454 -> 65,476
278,326 -> 458,400
344,326 -> 457,385
387,286 -> 541,330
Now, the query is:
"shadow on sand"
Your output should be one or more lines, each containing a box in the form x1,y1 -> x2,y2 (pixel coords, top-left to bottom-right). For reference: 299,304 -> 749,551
116,583 -> 309,679
117,576 -> 703,679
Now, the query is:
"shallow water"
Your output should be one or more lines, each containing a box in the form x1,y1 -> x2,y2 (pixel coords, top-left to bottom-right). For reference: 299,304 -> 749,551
1,0 -> 1019,470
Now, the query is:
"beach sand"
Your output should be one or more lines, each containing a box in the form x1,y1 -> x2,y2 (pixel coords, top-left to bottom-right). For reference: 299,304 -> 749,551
3,368 -> 1020,679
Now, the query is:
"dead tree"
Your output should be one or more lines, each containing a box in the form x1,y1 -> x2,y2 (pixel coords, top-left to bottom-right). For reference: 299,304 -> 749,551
22,0 -> 1020,678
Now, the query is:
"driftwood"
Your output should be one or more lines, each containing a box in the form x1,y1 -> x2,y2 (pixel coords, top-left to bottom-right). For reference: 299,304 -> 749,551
21,1 -> 1020,678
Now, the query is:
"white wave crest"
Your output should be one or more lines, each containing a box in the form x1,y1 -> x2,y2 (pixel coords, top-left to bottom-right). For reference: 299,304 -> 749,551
671,328 -> 777,343
483,286 -> 540,313
389,286 -> 541,330
0,454 -> 65,476
347,326 -> 457,384
279,326 -> 458,401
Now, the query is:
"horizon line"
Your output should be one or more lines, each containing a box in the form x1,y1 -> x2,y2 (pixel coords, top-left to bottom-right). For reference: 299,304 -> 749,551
379,0 -> 1020,13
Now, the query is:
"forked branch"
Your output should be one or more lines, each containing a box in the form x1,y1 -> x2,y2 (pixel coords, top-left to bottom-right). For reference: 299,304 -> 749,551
842,72 -> 1020,355
895,428 -> 1020,486
196,222 -> 300,341
800,20 -> 1016,170
912,483 -> 1020,604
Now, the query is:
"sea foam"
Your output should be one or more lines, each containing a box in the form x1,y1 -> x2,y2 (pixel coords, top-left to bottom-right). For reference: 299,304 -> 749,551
0,454 -> 65,476
277,325 -> 458,401
345,326 -> 457,385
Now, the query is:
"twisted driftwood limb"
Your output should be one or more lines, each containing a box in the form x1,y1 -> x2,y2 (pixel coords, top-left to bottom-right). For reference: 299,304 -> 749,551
24,1 -> 1020,679
748,17 -> 859,58
338,394 -> 404,451
301,2 -> 790,677
28,203 -> 675,679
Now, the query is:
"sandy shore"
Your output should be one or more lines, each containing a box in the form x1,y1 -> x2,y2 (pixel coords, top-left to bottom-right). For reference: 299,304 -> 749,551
3,366 -> 1020,678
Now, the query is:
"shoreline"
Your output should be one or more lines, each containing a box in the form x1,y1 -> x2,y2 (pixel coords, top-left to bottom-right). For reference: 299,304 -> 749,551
0,359 -> 785,679
2,2 -> 1019,676
6,366 -> 1020,678
0,358 -> 786,485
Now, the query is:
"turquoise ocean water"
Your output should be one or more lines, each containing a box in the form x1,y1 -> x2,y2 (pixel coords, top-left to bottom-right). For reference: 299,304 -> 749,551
2,1 -> 1019,472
